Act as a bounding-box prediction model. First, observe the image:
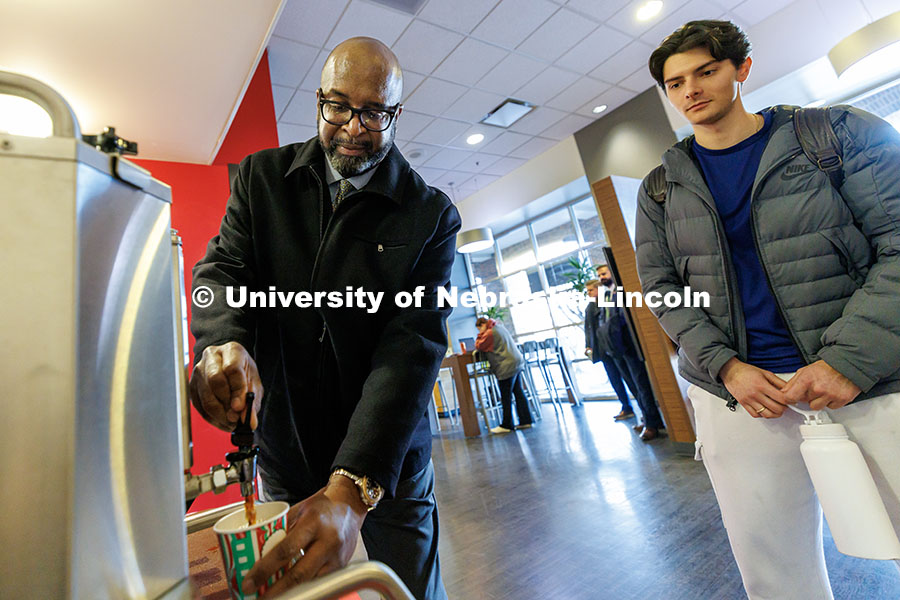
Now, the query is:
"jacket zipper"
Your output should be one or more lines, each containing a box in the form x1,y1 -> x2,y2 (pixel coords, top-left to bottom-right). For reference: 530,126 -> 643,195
748,149 -> 810,367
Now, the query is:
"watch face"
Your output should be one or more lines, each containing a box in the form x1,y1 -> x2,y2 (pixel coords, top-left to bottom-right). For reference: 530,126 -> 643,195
362,478 -> 384,504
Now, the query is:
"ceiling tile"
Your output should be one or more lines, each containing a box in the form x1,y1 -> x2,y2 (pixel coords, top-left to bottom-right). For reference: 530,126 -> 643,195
516,8 -> 598,62
394,110 -> 434,142
272,85 -> 296,119
433,170 -> 474,189
475,52 -> 547,96
415,118 -> 471,146
471,0 -> 560,49
459,173 -> 500,191
280,89 -> 318,124
589,40 -> 655,85
392,20 -> 464,75
399,141 -> 443,166
508,135 -> 557,159
575,85 -> 636,116
325,0 -> 413,48
299,49 -> 330,91
274,0 -> 349,47
514,65 -> 580,105
277,122 -> 317,146
539,113 -> 593,139
554,25 -> 633,74
401,70 -> 426,101
416,0 -> 501,34
546,78 -> 610,112
424,147 -> 473,169
481,130 -> 532,154
267,37 -> 320,87
617,66 -> 656,93
709,0 -> 745,8
482,156 -> 527,176
443,88 -> 506,122
431,38 -> 509,86
565,0 -> 632,22
413,166 -> 448,185
604,0 -> 690,39
508,105 -> 568,134
453,151 -> 504,173
640,0 -> 731,45
403,77 -> 469,115
447,123 -> 507,149
731,0 -> 794,26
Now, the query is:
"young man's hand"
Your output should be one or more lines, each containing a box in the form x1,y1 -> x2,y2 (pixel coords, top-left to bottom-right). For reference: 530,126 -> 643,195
241,477 -> 367,597
719,357 -> 789,418
781,360 -> 861,410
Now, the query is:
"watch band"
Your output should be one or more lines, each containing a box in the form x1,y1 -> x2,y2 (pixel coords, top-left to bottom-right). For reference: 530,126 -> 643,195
331,468 -> 384,511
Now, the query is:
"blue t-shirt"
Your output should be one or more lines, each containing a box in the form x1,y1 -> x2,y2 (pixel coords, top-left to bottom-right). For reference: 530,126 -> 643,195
694,112 -> 806,372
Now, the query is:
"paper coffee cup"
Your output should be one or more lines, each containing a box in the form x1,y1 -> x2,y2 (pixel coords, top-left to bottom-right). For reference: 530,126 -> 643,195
213,501 -> 290,600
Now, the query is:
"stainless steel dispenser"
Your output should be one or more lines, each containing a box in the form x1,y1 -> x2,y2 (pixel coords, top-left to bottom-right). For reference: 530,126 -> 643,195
0,71 -> 190,599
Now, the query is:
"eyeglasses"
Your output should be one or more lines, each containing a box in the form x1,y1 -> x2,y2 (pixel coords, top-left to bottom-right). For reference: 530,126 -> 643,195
317,90 -> 400,132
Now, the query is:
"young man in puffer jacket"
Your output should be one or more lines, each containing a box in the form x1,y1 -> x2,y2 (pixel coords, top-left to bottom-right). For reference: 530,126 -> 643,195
636,19 -> 900,600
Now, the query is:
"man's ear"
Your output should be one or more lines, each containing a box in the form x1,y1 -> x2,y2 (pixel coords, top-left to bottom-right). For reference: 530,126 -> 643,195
736,57 -> 752,83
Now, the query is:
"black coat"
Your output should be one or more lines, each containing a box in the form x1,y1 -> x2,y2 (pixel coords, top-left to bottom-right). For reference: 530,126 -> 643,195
191,138 -> 461,497
584,290 -> 629,362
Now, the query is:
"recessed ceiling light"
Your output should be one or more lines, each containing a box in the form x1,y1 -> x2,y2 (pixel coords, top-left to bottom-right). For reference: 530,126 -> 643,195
466,133 -> 485,145
636,0 -> 663,21
592,104 -> 608,114
480,98 -> 534,128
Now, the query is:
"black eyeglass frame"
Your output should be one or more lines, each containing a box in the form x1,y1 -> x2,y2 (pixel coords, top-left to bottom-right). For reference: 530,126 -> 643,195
317,89 -> 401,132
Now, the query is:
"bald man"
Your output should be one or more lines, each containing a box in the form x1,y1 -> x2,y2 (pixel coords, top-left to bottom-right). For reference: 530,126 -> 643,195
190,37 -> 459,599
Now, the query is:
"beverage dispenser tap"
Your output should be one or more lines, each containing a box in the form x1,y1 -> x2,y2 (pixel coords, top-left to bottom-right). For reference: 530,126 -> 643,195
183,392 -> 259,504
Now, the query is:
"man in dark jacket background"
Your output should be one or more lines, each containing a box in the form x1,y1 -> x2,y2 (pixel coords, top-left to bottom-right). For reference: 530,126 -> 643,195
636,20 -> 900,600
585,271 -> 664,440
189,37 -> 459,600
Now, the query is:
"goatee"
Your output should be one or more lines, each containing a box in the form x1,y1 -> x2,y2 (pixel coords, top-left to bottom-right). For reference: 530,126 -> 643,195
319,126 -> 394,178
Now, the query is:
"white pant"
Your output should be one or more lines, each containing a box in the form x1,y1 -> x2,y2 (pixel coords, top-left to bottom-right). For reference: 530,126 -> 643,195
688,382 -> 900,600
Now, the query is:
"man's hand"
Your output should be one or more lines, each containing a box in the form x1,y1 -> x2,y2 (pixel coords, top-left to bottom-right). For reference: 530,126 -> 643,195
781,360 -> 861,410
242,476 -> 367,597
719,357 -> 789,418
189,341 -> 263,432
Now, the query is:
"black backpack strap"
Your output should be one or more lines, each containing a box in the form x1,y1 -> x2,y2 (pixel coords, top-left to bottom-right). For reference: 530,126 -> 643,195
794,107 -> 844,189
647,164 -> 667,204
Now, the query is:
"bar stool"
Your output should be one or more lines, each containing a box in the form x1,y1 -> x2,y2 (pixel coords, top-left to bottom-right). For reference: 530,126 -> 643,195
436,368 -> 459,427
471,352 -> 503,429
517,344 -> 544,422
539,338 -> 577,408
521,340 -> 561,415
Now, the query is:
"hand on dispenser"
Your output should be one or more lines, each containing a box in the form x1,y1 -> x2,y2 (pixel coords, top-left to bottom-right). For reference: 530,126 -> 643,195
242,476 -> 367,597
190,341 -> 263,432
781,360 -> 861,410
719,357 -> 789,418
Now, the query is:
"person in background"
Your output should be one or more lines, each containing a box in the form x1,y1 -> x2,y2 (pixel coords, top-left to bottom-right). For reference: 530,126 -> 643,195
595,267 -> 665,440
475,316 -> 535,434
636,19 -> 900,599
584,278 -> 635,421
189,37 -> 458,600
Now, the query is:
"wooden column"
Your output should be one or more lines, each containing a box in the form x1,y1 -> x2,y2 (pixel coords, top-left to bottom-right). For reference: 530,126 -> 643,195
591,177 -> 695,444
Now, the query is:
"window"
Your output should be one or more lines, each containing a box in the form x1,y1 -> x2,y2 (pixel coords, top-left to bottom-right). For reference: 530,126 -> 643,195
497,226 -> 536,275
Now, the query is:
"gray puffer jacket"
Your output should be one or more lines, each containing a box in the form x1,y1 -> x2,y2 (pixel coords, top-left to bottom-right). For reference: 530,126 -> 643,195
635,105 -> 900,405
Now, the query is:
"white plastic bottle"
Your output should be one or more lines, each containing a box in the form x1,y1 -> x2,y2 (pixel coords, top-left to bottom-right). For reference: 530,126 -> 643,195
794,408 -> 900,559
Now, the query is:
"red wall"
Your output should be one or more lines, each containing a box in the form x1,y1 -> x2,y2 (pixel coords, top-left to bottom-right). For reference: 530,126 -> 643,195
134,50 -> 279,512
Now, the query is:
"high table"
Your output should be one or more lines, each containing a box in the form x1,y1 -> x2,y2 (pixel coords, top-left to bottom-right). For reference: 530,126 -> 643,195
440,352 -> 482,437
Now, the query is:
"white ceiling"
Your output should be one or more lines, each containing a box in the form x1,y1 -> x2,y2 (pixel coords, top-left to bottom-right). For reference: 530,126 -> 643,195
269,0 -> 898,202
1,0 -> 283,164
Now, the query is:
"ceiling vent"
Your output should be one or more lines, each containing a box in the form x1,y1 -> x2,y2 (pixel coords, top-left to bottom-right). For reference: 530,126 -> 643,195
480,98 -> 534,128
367,0 -> 428,16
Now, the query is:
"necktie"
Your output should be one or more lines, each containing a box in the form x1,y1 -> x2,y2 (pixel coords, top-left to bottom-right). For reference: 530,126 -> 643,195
333,179 -> 353,210
603,290 -> 611,321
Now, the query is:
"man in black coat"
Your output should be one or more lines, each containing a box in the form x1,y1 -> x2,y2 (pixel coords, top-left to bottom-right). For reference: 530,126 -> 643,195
189,37 -> 459,599
584,278 -> 635,421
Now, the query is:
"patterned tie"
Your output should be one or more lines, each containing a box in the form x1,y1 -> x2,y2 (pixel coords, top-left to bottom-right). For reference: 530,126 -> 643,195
333,179 -> 353,210
603,289 -> 611,321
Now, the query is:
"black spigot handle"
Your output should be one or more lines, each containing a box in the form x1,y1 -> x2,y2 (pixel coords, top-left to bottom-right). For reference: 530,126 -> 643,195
230,392 -> 255,449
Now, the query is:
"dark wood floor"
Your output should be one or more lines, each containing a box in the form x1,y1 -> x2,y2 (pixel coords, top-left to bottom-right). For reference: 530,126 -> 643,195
431,401 -> 900,600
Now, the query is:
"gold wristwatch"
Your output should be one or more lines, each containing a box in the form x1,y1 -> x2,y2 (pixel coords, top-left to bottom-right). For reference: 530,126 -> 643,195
331,468 -> 384,511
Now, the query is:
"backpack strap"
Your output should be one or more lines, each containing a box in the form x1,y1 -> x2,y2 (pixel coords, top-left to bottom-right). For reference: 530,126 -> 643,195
794,107 -> 844,189
647,164 -> 667,204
